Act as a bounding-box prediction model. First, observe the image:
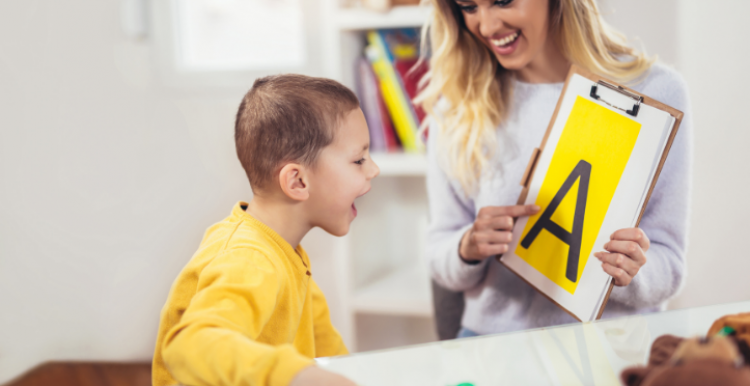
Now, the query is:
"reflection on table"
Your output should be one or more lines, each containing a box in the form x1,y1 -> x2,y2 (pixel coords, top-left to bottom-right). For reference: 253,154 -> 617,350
318,301 -> 750,386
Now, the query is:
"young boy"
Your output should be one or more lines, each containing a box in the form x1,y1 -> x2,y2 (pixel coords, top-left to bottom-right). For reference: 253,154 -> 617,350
152,74 -> 379,386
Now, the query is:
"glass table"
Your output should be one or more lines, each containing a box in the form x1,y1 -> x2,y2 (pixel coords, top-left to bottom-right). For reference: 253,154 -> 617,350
317,301 -> 750,386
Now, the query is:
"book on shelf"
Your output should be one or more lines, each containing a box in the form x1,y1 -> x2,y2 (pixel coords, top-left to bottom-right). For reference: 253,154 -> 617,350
354,56 -> 401,153
362,28 -> 427,153
394,58 -> 427,126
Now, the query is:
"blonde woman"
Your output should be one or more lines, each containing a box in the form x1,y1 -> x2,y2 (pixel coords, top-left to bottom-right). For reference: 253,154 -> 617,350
420,0 -> 692,338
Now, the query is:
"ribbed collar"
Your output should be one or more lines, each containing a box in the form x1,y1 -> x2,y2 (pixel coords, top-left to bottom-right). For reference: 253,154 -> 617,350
231,201 -> 311,274
513,77 -> 565,91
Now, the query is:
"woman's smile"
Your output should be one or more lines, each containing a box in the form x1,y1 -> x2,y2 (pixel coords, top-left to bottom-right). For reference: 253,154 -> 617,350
489,30 -> 521,55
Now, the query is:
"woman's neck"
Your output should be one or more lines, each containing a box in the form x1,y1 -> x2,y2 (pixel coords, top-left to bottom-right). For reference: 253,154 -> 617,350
514,39 -> 571,84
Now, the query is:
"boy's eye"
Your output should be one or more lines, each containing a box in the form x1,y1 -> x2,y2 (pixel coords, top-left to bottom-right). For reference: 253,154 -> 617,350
354,158 -> 366,165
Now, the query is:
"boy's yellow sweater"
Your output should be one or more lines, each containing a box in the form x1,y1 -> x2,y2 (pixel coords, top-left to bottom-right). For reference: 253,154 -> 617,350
152,202 -> 348,386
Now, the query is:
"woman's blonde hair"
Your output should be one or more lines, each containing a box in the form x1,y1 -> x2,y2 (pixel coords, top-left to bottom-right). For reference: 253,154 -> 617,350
416,0 -> 653,195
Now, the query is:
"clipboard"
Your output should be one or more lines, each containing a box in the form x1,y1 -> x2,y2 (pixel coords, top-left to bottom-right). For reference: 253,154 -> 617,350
498,65 -> 684,322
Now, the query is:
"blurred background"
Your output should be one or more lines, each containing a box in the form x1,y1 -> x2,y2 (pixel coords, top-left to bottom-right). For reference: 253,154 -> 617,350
1,0 -> 748,383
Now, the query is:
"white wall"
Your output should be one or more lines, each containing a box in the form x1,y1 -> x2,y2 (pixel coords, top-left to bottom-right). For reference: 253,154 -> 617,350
599,0 -> 680,67
596,0 -> 750,309
0,0 -> 330,383
669,0 -> 750,309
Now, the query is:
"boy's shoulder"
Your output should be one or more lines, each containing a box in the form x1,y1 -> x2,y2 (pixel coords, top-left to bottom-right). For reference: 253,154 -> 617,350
201,202 -> 272,245
191,202 -> 285,270
187,227 -> 285,291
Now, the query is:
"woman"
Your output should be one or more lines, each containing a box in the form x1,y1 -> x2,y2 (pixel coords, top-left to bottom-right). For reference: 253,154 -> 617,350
419,0 -> 692,337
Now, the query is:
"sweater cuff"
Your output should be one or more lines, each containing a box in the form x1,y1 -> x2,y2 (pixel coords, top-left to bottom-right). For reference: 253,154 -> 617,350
455,225 -> 481,265
459,253 -> 482,265
448,224 -> 489,276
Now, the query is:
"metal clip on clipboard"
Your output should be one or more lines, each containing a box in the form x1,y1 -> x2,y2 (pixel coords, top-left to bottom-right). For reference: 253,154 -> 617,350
590,80 -> 643,117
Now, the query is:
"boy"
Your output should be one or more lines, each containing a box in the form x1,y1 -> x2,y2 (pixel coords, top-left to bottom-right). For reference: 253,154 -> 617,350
152,74 -> 379,386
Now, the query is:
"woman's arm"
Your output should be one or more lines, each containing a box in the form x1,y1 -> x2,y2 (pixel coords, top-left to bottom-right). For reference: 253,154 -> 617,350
608,67 -> 693,308
425,121 -> 488,292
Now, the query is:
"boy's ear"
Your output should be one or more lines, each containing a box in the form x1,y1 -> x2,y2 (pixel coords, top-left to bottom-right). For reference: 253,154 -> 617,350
278,163 -> 310,201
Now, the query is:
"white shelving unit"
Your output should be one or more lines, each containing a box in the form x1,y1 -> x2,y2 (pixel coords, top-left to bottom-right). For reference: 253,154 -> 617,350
371,152 -> 427,176
313,1 -> 436,352
351,264 -> 433,317
334,5 -> 431,30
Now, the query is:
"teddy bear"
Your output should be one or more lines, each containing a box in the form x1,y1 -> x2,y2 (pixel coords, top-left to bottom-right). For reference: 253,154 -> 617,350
620,312 -> 750,386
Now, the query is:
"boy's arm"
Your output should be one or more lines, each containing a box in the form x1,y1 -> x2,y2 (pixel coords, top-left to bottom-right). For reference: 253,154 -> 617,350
310,279 -> 348,357
161,249 -> 313,386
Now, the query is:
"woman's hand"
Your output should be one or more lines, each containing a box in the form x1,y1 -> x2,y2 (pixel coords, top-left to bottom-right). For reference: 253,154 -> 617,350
459,205 -> 541,262
594,228 -> 650,286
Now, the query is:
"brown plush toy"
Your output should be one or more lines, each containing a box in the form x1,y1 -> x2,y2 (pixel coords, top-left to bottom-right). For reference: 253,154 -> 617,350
708,312 -> 750,361
621,312 -> 750,386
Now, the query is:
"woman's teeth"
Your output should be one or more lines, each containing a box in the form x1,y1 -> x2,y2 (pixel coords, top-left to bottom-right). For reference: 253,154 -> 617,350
491,31 -> 519,47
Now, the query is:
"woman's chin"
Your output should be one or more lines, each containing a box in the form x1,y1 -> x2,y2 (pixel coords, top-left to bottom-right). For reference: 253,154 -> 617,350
495,55 -> 529,72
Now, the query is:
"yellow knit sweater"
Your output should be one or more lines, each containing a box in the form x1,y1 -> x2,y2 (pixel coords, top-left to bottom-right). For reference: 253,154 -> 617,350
152,202 -> 348,386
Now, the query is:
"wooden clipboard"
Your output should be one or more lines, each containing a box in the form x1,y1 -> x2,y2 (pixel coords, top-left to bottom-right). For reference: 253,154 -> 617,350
498,64 -> 684,321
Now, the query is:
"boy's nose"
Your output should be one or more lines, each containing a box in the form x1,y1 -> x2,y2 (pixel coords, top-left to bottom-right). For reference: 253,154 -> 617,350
369,160 -> 380,179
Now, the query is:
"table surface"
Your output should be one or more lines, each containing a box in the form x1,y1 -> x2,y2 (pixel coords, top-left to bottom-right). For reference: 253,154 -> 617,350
318,301 -> 750,386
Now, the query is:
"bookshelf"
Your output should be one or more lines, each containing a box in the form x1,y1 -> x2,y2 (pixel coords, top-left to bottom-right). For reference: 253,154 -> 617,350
351,264 -> 432,317
315,1 -> 436,352
334,5 -> 431,31
370,152 -> 427,176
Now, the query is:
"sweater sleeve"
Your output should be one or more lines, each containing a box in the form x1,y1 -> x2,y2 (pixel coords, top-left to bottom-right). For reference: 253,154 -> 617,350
609,67 -> 693,308
425,120 -> 491,292
310,279 -> 348,357
161,249 -> 313,386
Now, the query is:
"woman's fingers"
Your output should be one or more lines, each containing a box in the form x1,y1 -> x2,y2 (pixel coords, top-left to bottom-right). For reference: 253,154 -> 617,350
611,227 -> 650,252
473,230 -> 513,245
461,205 -> 541,261
595,252 -> 640,277
489,216 -> 514,231
475,215 -> 513,231
601,261 -> 632,286
470,230 -> 513,258
463,228 -> 514,260
475,243 -> 508,256
596,228 -> 650,286
477,204 -> 540,219
604,240 -> 647,266
475,205 -> 540,231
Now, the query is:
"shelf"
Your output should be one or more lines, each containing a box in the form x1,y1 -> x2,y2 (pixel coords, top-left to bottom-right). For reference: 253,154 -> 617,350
370,152 -> 426,176
351,265 -> 433,317
335,5 -> 431,31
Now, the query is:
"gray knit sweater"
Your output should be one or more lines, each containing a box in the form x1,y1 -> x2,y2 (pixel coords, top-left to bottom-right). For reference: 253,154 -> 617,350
426,63 -> 693,334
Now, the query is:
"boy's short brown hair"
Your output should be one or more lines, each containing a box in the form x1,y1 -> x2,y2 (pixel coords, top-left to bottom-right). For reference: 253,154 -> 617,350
235,74 -> 359,192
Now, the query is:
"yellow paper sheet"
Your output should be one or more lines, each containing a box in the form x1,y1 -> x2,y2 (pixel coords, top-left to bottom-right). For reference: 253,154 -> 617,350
515,96 -> 641,294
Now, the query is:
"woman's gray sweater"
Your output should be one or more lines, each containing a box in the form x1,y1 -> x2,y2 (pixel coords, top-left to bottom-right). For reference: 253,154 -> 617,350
426,63 -> 693,334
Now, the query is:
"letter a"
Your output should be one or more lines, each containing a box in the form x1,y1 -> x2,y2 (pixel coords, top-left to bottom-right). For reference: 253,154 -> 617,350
521,160 -> 591,283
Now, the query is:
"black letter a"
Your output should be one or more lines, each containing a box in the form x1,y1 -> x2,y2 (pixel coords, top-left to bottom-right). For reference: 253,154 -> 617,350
521,160 -> 591,283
